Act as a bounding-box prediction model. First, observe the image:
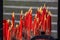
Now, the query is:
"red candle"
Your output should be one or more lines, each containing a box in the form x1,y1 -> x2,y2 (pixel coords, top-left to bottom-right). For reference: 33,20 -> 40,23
39,5 -> 46,33
43,4 -> 46,15
36,7 -> 42,23
24,12 -> 28,40
19,20 -> 23,40
39,10 -> 44,32
7,29 -> 11,40
25,12 -> 29,30
36,8 -> 40,19
31,21 -> 34,32
36,7 -> 43,31
12,11 -> 15,29
33,14 -> 38,36
6,20 -> 10,40
15,24 -> 19,40
46,11 -> 51,35
12,12 -> 15,27
43,15 -> 46,33
18,10 -> 23,40
3,19 -> 7,40
24,12 -> 27,30
28,10 -> 32,30
33,18 -> 36,36
36,18 -> 40,36
11,12 -> 15,37
27,9 -> 32,40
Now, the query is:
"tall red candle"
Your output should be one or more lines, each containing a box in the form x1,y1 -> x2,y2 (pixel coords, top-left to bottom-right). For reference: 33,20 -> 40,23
6,20 -> 10,40
40,4 -> 47,33
18,10 -> 23,40
36,7 -> 43,31
33,14 -> 38,36
7,29 -> 11,40
3,19 -> 7,40
33,18 -> 36,36
11,12 -> 15,37
27,8 -> 32,40
42,4 -> 46,15
46,11 -> 51,35
43,15 -> 47,33
19,20 -> 23,40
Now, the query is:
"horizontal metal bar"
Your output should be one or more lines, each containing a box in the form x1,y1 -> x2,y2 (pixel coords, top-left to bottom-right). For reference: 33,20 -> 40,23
7,0 -> 58,2
3,13 -> 58,17
3,5 -> 58,10
7,20 -> 57,25
52,22 -> 57,24
0,28 -> 57,32
33,14 -> 58,17
51,30 -> 57,32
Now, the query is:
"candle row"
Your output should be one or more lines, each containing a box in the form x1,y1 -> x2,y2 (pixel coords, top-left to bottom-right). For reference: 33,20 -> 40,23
3,4 -> 52,40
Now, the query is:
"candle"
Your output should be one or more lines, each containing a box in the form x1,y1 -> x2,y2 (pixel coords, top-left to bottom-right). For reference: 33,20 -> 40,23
33,14 -> 38,36
18,10 -> 23,40
3,19 -> 7,40
27,8 -> 32,40
6,19 -> 10,40
15,24 -> 19,40
11,12 -> 15,37
46,11 -> 51,35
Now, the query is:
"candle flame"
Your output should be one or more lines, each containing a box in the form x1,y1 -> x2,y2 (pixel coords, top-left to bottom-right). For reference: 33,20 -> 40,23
7,19 -> 10,23
40,6 -> 43,13
20,10 -> 23,15
28,7 -> 32,12
30,10 -> 32,14
37,8 -> 40,11
16,24 -> 19,28
46,9 -> 48,12
35,14 -> 37,18
44,3 -> 46,8
12,11 -> 15,17
48,11 -> 52,16
25,12 -> 28,16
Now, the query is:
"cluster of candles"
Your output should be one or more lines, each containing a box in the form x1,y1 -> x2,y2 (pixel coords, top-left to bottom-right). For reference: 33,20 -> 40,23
3,4 -> 52,40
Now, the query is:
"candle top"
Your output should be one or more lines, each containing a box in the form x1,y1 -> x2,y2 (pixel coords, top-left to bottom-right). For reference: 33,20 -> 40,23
20,10 -> 23,15
43,3 -> 46,8
35,14 -> 37,18
7,19 -> 10,23
12,11 -> 15,17
48,11 -> 52,16
39,6 -> 43,14
16,24 -> 19,28
28,7 -> 32,12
